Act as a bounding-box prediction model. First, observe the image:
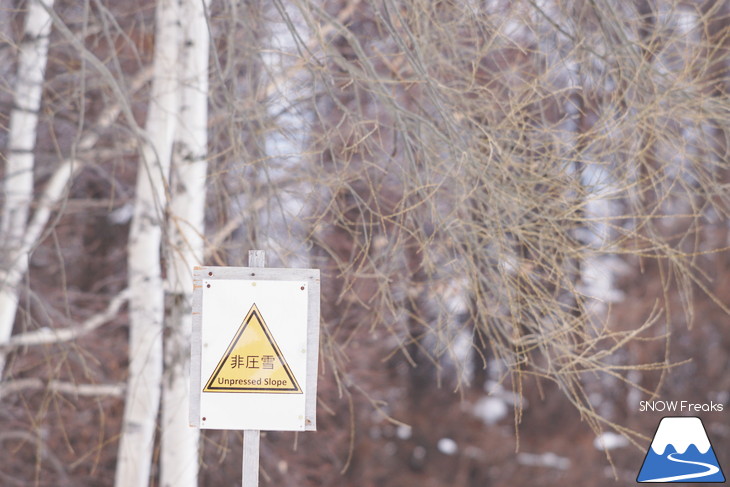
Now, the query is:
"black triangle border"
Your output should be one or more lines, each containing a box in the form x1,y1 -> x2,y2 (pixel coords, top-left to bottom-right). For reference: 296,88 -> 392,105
203,303 -> 302,394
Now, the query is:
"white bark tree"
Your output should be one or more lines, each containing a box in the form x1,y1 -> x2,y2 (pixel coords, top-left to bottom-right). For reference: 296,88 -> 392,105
115,0 -> 181,484
160,0 -> 211,485
0,0 -> 54,377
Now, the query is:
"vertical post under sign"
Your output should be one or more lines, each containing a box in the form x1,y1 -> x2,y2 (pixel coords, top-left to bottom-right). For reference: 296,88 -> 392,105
243,249 -> 265,487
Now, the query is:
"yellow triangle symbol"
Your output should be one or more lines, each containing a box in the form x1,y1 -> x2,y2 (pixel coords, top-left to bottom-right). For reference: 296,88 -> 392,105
203,304 -> 302,394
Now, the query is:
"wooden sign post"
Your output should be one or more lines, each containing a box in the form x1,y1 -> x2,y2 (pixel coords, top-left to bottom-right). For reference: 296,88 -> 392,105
190,250 -> 320,486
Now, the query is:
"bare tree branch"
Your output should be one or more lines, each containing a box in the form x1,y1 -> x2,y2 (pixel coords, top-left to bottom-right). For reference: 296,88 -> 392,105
1,288 -> 129,350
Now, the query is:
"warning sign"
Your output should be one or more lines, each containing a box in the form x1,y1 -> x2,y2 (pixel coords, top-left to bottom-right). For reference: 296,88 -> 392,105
191,267 -> 319,431
203,303 -> 302,394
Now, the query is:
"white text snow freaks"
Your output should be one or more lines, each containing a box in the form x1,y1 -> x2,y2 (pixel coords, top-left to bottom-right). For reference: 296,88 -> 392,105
639,401 -> 724,412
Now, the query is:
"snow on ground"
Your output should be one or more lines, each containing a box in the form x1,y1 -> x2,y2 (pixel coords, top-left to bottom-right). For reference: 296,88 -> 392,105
593,432 -> 629,451
396,424 -> 412,440
438,438 -> 458,456
472,397 -> 509,425
517,452 -> 571,470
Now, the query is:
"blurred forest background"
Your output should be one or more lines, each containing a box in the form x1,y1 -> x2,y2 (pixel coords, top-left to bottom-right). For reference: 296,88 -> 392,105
0,0 -> 728,485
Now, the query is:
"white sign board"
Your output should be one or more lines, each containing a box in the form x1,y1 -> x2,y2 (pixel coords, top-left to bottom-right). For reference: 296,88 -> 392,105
190,266 -> 320,431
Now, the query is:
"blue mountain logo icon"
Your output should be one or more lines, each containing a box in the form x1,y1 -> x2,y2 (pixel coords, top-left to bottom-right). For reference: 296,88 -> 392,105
637,416 -> 726,483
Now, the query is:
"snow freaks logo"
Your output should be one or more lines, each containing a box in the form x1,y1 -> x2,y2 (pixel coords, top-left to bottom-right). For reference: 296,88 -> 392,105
637,416 -> 726,483
639,400 -> 724,413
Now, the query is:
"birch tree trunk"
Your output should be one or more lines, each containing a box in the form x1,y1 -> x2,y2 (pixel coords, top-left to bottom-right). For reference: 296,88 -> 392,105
160,0 -> 210,484
115,0 -> 180,485
0,0 -> 54,376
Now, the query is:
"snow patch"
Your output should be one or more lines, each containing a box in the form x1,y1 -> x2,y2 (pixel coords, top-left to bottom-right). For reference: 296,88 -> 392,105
437,438 -> 458,456
517,452 -> 571,470
396,424 -> 412,440
593,432 -> 629,451
473,397 -> 508,425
